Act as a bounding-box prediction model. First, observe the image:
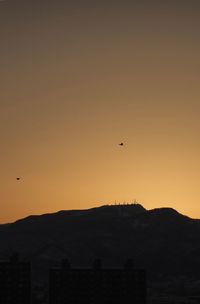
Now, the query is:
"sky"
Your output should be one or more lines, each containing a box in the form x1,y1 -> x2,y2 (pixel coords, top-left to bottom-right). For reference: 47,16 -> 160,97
0,0 -> 200,222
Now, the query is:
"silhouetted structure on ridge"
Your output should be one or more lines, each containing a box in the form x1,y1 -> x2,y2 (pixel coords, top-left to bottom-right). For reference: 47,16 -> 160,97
49,259 -> 146,304
0,253 -> 31,304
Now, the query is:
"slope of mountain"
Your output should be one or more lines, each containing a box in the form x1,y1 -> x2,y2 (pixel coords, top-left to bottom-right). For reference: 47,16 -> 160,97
0,204 -> 200,280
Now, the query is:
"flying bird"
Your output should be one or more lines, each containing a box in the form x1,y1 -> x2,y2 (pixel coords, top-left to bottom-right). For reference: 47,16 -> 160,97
16,177 -> 21,181
119,143 -> 124,146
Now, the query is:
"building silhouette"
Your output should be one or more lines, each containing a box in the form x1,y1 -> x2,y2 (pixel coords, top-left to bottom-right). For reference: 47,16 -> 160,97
0,253 -> 31,304
49,259 -> 146,304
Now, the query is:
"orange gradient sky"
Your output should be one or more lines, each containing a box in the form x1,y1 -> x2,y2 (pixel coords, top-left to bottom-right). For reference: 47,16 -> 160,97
0,0 -> 200,222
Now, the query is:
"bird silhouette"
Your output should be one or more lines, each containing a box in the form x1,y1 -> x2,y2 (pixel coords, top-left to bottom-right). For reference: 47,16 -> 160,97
16,177 -> 20,181
119,143 -> 124,146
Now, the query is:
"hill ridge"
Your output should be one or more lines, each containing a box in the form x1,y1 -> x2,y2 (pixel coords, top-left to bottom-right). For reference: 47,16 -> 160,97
0,203 -> 200,281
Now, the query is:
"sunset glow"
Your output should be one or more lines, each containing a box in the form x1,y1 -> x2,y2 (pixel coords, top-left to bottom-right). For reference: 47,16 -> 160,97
0,0 -> 200,222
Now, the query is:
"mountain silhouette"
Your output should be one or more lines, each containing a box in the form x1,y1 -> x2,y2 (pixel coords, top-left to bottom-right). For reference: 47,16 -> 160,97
0,204 -> 200,282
